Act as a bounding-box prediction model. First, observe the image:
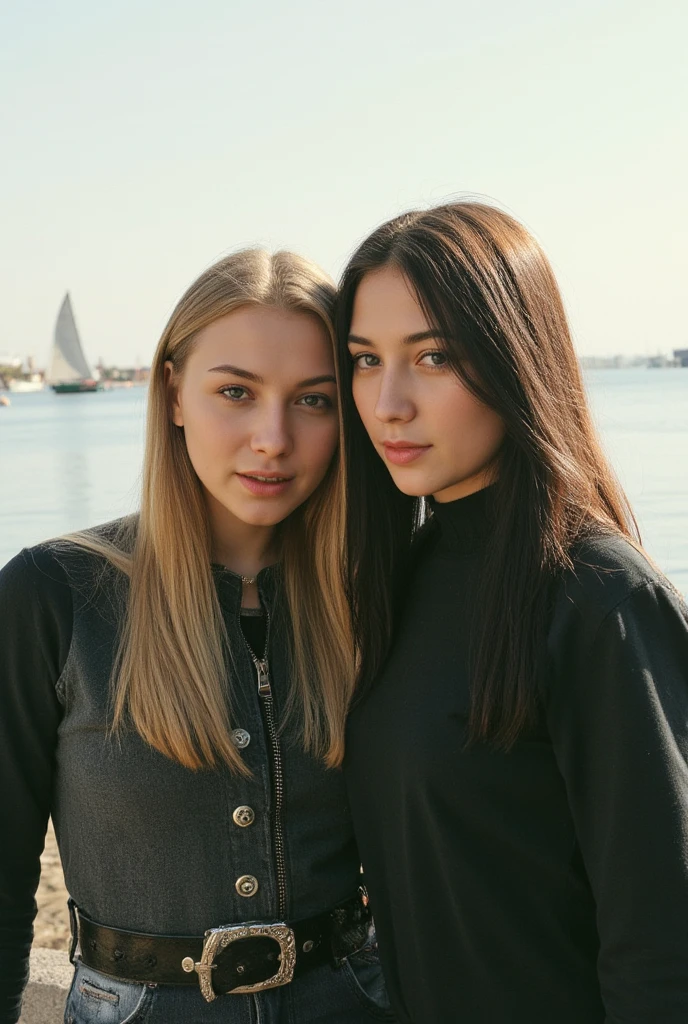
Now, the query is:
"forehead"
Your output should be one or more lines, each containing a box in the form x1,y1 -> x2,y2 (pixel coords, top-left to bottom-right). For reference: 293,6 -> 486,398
350,266 -> 430,340
190,305 -> 334,373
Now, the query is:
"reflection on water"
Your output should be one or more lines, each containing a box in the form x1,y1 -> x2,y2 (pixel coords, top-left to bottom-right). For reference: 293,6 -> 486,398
585,368 -> 688,597
61,449 -> 91,526
0,387 -> 146,560
0,370 -> 686,594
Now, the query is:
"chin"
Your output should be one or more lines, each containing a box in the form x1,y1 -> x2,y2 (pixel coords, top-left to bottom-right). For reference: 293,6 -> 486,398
238,507 -> 292,527
386,470 -> 434,498
394,484 -> 429,498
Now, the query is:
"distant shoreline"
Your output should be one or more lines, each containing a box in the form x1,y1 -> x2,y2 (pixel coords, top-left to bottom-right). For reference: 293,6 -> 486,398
3,362 -> 687,392
580,357 -> 687,370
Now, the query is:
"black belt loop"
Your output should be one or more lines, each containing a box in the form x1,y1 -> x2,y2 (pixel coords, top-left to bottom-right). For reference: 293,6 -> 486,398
67,897 -> 80,965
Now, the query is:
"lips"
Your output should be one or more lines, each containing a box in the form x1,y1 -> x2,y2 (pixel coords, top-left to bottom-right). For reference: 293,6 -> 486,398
237,472 -> 295,497
382,442 -> 432,466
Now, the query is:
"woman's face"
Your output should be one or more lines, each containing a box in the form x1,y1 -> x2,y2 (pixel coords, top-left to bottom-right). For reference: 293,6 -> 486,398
168,305 -> 339,530
348,265 -> 505,503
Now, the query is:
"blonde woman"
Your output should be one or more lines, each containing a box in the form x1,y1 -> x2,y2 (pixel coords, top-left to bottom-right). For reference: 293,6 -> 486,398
0,250 -> 393,1024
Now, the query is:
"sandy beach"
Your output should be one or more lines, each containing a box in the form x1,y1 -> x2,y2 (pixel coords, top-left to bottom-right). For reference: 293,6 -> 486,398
34,821 -> 70,951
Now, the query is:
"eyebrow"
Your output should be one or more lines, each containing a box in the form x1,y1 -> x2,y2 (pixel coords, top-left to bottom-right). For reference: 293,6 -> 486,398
347,329 -> 444,347
298,374 -> 337,387
207,364 -> 336,388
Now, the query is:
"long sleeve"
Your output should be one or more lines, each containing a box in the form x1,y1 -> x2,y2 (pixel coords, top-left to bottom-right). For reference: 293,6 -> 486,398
0,550 -> 70,1024
547,581 -> 688,1023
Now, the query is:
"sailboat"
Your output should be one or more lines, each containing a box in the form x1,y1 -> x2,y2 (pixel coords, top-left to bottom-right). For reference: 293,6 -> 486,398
47,293 -> 103,394
8,376 -> 44,393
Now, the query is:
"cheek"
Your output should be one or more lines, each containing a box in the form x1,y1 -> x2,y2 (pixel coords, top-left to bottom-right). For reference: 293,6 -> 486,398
351,376 -> 375,426
181,400 -> 237,469
303,418 -> 339,474
480,408 -> 506,453
442,387 -> 505,456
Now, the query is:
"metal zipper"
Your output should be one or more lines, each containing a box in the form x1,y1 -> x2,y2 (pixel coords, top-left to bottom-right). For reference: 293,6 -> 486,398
240,604 -> 288,919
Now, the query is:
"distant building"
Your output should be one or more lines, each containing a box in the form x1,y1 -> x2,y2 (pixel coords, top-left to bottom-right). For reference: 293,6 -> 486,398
648,353 -> 679,368
0,352 -> 22,369
674,349 -> 688,367
579,355 -> 650,369
99,365 -> 150,383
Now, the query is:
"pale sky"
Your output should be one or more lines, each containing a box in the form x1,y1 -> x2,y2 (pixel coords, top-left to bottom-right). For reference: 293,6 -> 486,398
1,0 -> 686,368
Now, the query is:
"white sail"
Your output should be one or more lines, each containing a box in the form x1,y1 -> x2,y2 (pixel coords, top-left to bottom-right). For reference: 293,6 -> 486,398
47,294 -> 93,383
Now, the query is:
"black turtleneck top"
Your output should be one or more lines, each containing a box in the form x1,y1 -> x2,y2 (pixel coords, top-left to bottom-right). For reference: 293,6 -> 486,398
344,487 -> 688,1024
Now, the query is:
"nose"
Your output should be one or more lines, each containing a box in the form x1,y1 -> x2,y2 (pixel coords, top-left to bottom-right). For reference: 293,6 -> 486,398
374,367 -> 416,424
250,403 -> 293,459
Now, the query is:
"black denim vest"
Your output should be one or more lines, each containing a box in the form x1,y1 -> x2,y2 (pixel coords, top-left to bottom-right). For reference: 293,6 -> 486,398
51,543 -> 359,935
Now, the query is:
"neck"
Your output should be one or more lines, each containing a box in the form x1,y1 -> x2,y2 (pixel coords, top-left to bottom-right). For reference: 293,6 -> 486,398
206,495 -> 277,578
429,484 -> 493,555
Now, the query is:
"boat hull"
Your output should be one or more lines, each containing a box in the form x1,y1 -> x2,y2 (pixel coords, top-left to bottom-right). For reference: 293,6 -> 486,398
51,381 -> 103,394
8,379 -> 44,393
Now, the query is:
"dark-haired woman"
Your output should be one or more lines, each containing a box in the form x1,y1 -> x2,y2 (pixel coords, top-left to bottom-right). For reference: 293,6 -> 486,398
336,201 -> 688,1024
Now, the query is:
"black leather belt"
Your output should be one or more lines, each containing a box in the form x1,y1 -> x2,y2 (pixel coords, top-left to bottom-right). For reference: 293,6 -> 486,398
73,893 -> 370,1003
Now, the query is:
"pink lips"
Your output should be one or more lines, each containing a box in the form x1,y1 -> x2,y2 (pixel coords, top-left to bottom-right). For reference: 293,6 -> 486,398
237,473 -> 294,497
382,442 -> 432,466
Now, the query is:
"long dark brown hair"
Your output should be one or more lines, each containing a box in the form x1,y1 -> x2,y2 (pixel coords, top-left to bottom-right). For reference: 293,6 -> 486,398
336,201 -> 639,748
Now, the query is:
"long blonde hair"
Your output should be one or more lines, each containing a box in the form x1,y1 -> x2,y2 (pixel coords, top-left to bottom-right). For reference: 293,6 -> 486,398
70,249 -> 353,773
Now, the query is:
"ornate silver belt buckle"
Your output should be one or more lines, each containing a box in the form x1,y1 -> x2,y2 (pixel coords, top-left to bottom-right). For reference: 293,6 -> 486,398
181,922 -> 296,1002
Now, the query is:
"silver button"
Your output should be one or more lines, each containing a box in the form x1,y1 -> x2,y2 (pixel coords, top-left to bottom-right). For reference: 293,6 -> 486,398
232,805 -> 255,828
236,874 -> 259,897
302,939 -> 314,953
181,956 -> 195,972
232,728 -> 251,749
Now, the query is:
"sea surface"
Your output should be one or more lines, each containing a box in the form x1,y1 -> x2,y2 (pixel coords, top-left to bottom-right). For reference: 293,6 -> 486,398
1,369 -> 687,594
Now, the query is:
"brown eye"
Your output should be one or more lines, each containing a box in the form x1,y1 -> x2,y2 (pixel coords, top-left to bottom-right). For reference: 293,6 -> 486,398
419,351 -> 448,367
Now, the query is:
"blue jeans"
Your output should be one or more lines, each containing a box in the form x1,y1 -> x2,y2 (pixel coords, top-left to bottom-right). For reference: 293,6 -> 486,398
64,945 -> 395,1023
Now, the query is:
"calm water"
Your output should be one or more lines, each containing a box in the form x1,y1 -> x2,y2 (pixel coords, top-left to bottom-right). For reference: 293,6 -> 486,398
1,369 -> 687,593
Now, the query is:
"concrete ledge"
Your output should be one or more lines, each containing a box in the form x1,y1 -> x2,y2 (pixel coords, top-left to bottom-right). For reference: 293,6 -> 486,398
19,948 -> 71,1024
